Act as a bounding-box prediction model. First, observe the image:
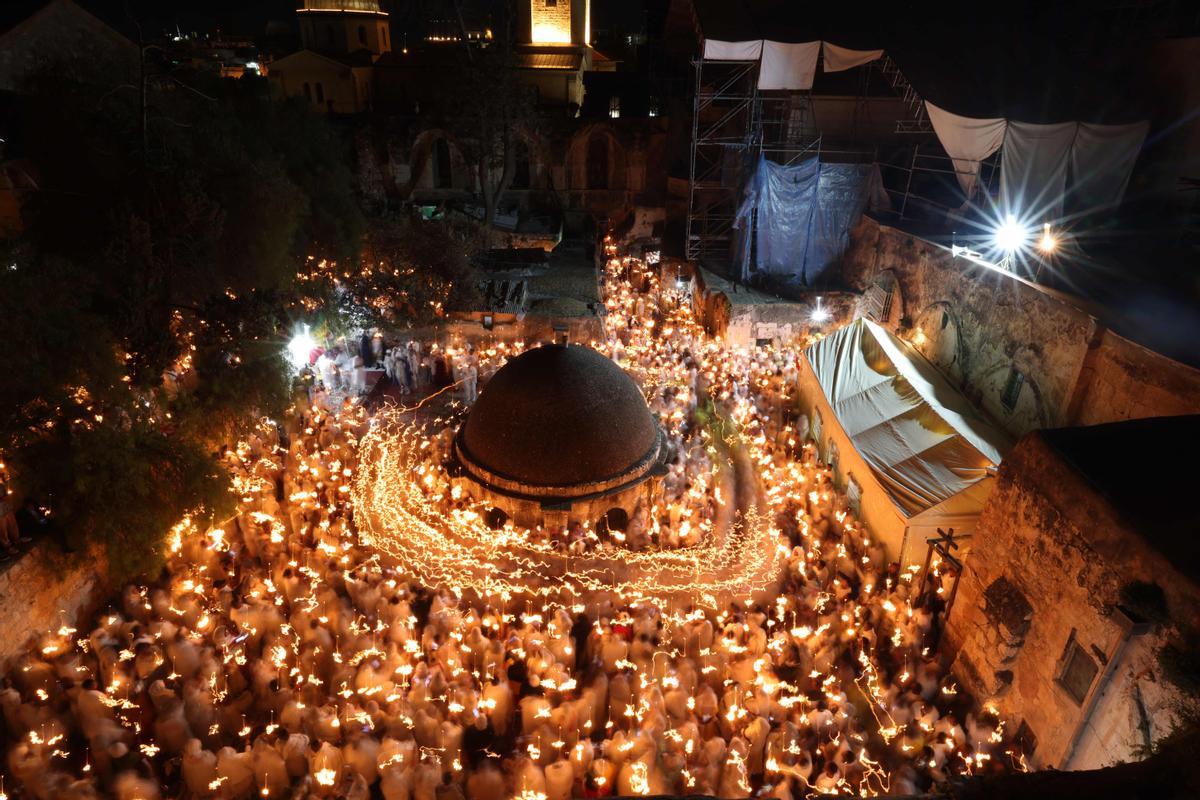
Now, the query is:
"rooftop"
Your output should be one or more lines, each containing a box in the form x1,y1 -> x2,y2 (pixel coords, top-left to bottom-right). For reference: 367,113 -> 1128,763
458,344 -> 659,489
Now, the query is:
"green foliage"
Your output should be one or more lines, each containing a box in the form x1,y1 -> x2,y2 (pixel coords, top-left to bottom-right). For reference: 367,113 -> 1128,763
0,69 -> 362,580
301,215 -> 484,331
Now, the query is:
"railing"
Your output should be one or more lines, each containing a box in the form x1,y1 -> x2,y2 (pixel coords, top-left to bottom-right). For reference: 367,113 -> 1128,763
877,55 -> 931,134
301,0 -> 384,12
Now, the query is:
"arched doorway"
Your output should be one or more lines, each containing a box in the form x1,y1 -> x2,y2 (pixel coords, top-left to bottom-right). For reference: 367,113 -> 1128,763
586,135 -> 609,190
512,140 -> 531,190
433,138 -> 453,189
485,507 -> 508,530
597,507 -> 629,536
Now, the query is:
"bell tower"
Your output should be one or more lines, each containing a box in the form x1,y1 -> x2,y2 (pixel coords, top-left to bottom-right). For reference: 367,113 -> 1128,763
528,0 -> 589,46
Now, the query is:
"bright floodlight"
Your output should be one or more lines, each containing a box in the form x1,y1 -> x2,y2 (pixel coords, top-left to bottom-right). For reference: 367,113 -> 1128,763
994,215 -> 1027,253
1038,223 -> 1058,254
287,325 -> 316,369
810,297 -> 831,324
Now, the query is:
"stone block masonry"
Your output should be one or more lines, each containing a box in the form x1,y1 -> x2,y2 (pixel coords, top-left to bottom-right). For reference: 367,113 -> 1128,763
0,543 -> 109,669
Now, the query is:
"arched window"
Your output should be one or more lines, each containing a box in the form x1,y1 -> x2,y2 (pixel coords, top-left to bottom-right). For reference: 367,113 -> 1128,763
586,135 -> 608,189
315,82 -> 325,104
358,25 -> 367,46
511,140 -> 531,189
433,138 -> 453,189
302,82 -> 312,102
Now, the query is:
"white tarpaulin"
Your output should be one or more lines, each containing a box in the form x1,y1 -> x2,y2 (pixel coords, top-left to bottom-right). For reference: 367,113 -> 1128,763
925,101 -> 1007,199
821,42 -> 883,73
702,39 -> 762,60
804,318 -> 1010,517
1069,121 -> 1148,213
1000,120 -> 1077,219
758,40 -> 820,90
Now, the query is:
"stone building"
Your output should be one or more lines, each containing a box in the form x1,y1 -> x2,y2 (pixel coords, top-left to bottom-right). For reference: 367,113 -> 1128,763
840,216 -> 1200,438
943,415 -> 1200,770
451,344 -> 670,529
356,117 -> 669,235
269,0 -> 392,114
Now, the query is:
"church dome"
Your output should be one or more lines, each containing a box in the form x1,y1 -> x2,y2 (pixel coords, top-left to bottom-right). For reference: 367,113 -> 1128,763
456,344 -> 663,495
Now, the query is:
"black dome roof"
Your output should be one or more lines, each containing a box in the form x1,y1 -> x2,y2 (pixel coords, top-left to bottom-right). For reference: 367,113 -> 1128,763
459,345 -> 659,488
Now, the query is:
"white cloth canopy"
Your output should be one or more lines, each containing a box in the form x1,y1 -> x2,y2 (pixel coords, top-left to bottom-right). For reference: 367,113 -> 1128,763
804,318 -> 1010,517
1069,121 -> 1148,213
758,40 -> 820,90
999,120 -> 1077,219
702,39 -> 763,60
925,101 -> 1007,199
821,42 -> 883,73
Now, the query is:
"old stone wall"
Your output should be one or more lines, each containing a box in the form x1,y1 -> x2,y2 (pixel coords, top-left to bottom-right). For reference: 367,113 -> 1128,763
0,543 -> 110,669
1069,329 -> 1200,426
841,217 -> 1200,438
943,433 -> 1200,769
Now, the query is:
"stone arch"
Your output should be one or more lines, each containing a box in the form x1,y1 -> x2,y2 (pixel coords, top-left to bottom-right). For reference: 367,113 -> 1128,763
566,125 -> 629,192
914,301 -> 968,385
432,137 -> 453,189
408,129 -> 471,194
975,358 -> 1050,431
511,138 -> 532,190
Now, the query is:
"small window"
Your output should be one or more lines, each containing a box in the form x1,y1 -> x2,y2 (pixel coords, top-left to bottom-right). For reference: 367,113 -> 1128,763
545,0 -> 557,6
358,25 -> 367,46
1058,635 -> 1099,705
382,27 -> 389,48
1001,367 -> 1024,413
609,96 -> 621,119
846,474 -> 862,516
315,82 -> 325,104
941,311 -> 950,330
303,82 -> 312,102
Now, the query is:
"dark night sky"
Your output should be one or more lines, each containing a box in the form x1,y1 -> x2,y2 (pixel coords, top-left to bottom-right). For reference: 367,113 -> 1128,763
0,0 -> 1168,123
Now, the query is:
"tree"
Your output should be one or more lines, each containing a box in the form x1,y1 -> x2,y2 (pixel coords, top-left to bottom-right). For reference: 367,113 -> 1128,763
299,214 -> 484,332
431,7 -> 539,238
0,69 -> 363,580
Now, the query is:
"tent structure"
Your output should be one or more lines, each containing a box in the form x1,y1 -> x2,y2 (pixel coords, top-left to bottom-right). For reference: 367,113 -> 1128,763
797,319 -> 1012,565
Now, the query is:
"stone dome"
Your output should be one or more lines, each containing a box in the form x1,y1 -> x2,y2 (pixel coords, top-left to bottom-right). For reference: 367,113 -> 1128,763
456,344 -> 663,495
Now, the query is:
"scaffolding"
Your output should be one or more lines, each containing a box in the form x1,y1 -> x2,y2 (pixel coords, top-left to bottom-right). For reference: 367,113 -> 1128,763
685,58 -> 822,262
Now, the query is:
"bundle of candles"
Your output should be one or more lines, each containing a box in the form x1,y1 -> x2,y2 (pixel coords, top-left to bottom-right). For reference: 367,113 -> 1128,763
0,239 -> 1024,799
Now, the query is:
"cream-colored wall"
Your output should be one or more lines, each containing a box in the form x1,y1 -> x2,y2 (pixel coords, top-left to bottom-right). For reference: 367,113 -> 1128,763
796,357 -> 909,562
271,53 -> 370,113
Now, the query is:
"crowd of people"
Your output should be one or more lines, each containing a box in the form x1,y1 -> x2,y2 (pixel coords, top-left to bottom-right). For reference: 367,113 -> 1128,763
0,240 -> 1021,799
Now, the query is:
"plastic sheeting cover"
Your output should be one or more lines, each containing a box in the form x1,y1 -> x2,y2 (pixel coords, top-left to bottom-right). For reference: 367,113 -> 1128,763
736,156 -> 885,285
758,41 -> 820,90
804,318 -> 1011,517
822,42 -> 883,73
1000,120 -> 1077,219
925,101 -> 1006,199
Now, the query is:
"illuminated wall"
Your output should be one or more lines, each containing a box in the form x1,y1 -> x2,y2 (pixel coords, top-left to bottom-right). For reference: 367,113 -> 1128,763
530,0 -> 572,44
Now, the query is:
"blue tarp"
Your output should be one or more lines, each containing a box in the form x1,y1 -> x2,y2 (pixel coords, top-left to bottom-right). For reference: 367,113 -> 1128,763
735,155 -> 884,285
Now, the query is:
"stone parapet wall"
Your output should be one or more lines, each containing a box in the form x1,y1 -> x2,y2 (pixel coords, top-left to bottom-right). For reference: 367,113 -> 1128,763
841,216 -> 1200,438
943,432 -> 1200,769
